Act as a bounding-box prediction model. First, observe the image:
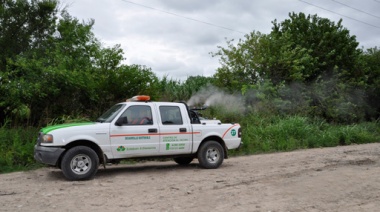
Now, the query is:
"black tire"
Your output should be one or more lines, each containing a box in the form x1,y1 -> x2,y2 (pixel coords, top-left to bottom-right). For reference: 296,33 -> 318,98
173,157 -> 193,165
197,141 -> 224,169
61,146 -> 99,181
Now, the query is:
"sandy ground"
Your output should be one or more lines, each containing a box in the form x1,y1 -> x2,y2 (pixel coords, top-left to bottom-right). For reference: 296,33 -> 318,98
1,143 -> 380,212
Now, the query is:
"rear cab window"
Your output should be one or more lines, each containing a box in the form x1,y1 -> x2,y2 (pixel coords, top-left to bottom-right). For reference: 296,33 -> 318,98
159,106 -> 183,125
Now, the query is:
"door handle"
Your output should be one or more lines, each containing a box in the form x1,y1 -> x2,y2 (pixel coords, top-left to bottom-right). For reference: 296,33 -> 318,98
179,128 -> 187,132
148,128 -> 157,133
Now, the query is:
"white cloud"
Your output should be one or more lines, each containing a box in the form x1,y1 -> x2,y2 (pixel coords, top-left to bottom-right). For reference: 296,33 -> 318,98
66,0 -> 380,81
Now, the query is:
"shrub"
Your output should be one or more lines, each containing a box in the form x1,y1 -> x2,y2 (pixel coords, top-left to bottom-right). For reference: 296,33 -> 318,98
237,114 -> 380,154
0,126 -> 40,173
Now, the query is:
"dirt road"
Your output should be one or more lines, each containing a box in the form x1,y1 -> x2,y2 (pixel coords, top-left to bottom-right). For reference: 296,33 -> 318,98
1,143 -> 380,212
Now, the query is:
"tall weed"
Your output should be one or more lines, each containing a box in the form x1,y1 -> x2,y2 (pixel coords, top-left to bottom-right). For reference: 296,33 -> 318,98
237,114 -> 380,155
0,126 -> 40,173
0,114 -> 379,173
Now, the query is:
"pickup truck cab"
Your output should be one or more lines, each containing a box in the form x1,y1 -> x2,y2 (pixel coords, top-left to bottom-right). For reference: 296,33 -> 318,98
34,96 -> 242,181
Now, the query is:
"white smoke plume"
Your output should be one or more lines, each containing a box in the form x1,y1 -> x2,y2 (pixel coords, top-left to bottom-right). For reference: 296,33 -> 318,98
187,85 -> 245,113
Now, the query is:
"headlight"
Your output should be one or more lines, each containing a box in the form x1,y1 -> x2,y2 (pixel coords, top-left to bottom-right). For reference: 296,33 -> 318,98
42,134 -> 54,143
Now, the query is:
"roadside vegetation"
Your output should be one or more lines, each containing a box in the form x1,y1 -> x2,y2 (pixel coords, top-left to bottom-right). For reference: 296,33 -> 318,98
1,0 -> 379,173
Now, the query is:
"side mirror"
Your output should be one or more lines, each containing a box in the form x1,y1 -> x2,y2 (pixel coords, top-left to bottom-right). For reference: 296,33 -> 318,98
115,117 -> 127,126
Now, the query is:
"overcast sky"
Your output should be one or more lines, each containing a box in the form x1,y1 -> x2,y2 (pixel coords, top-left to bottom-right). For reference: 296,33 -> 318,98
65,0 -> 380,81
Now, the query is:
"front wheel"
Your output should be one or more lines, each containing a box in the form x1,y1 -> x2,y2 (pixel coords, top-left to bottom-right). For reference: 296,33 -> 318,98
197,141 -> 224,169
61,146 -> 99,181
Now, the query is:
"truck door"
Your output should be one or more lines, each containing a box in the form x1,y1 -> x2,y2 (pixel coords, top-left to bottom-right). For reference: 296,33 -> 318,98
110,104 -> 159,158
157,105 -> 192,154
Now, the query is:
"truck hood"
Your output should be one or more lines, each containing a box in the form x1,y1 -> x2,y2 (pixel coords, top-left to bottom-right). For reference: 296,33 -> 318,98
41,122 -> 95,134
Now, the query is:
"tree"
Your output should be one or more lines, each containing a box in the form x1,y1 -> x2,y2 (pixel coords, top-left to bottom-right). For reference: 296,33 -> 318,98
213,12 -> 362,89
0,0 -> 57,70
361,47 -> 380,120
158,75 -> 214,102
212,12 -> 372,123
271,12 -> 362,85
0,1 -> 161,126
96,64 -> 160,113
212,32 -> 265,90
0,0 -> 58,125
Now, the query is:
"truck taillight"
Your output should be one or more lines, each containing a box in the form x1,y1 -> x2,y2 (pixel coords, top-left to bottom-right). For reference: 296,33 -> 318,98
238,128 -> 242,138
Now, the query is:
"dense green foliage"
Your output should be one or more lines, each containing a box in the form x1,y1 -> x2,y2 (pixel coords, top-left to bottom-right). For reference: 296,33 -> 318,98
0,124 -> 41,173
237,115 -> 379,155
1,115 -> 378,173
158,75 -> 215,102
0,1 -> 161,127
213,13 -> 379,123
0,2 -> 379,172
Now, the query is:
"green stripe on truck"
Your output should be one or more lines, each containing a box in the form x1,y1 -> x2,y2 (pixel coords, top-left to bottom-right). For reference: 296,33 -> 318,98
41,122 -> 94,134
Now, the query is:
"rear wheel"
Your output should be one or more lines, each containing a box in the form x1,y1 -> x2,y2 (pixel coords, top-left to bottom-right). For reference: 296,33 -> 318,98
61,146 -> 99,181
173,157 -> 193,165
197,141 -> 224,169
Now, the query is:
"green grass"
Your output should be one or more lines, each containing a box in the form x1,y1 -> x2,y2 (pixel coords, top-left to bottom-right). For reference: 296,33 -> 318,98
235,114 -> 380,155
0,114 -> 379,173
0,126 -> 42,173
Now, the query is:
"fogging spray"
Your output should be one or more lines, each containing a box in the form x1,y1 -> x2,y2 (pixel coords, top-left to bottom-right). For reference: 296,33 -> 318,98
187,86 -> 245,121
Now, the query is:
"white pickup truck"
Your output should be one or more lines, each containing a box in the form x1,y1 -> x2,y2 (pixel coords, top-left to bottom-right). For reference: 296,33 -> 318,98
34,96 -> 242,181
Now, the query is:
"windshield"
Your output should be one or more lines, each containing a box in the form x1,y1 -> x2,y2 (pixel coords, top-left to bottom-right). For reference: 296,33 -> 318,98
96,104 -> 125,123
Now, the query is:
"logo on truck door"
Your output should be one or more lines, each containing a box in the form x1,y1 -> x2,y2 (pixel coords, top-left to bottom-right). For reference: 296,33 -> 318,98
231,129 -> 236,136
117,146 -> 126,152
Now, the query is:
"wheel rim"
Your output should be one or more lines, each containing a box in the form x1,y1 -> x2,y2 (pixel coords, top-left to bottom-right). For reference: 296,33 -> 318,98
205,147 -> 220,164
70,154 -> 92,175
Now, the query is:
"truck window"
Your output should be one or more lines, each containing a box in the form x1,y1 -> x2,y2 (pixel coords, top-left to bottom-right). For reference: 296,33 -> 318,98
189,110 -> 201,124
159,106 -> 183,125
118,105 -> 153,125
97,104 -> 125,123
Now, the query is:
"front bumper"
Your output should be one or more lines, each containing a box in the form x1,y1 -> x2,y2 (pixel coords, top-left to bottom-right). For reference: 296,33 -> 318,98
34,145 -> 65,166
